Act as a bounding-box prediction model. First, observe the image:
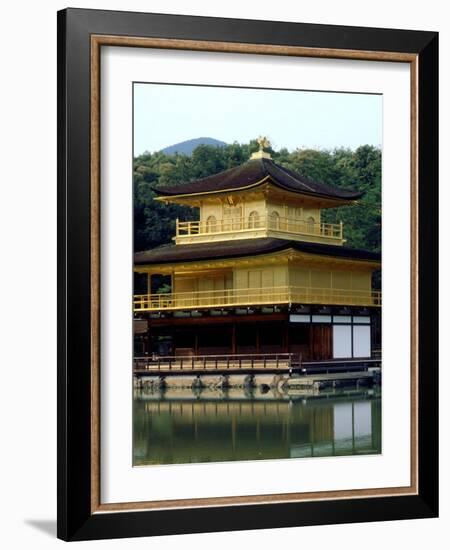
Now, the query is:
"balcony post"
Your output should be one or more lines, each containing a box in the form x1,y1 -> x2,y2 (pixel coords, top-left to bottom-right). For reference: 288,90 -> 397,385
340,220 -> 343,239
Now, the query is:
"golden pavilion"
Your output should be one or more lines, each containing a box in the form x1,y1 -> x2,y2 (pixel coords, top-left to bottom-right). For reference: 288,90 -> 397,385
134,138 -> 381,363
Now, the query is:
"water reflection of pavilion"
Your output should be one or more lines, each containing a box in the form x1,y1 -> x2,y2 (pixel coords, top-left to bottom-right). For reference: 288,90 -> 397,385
133,391 -> 381,465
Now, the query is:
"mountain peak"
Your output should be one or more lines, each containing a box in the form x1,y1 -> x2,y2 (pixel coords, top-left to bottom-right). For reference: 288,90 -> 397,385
161,137 -> 227,156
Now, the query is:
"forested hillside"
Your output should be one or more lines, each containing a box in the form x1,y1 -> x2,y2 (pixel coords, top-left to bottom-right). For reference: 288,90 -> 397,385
133,139 -> 381,254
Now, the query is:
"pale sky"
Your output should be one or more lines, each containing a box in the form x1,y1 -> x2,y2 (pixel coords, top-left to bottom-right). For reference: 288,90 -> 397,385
133,83 -> 382,156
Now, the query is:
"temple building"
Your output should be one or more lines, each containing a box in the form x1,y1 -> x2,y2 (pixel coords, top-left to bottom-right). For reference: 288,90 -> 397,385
134,138 -> 381,363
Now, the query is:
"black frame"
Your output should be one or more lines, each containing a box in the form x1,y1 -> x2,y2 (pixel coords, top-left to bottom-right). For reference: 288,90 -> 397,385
57,8 -> 438,541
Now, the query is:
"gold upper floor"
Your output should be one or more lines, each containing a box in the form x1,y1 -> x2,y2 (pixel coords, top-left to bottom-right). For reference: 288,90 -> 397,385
167,191 -> 347,246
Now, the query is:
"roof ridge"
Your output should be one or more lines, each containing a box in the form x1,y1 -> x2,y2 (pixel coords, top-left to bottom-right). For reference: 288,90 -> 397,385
155,158 -> 264,192
264,158 -> 317,193
266,158 -> 359,197
151,156 -> 362,200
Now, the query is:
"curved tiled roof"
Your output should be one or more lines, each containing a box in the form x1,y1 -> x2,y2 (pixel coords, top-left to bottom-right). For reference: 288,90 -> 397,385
134,238 -> 380,266
153,158 -> 363,201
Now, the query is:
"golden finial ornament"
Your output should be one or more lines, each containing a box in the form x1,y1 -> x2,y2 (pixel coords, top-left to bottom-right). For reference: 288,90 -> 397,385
251,136 -> 272,160
257,136 -> 271,151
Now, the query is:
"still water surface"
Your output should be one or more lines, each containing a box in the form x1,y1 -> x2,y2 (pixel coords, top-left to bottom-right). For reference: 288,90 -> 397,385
133,387 -> 381,466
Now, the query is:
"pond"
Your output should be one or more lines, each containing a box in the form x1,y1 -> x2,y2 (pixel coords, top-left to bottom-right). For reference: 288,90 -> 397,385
133,386 -> 381,466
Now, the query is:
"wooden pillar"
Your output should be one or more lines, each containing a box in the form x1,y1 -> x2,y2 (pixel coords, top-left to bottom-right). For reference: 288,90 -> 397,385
231,323 -> 236,354
283,321 -> 290,353
145,319 -> 151,356
147,272 -> 152,294
326,324 -> 332,359
308,323 -> 314,361
194,331 -> 199,355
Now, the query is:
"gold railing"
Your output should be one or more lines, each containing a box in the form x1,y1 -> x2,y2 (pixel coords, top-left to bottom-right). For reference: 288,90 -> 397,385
176,216 -> 343,240
134,285 -> 381,312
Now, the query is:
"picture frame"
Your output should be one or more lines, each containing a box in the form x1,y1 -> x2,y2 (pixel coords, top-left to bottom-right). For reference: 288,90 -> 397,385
57,7 -> 438,541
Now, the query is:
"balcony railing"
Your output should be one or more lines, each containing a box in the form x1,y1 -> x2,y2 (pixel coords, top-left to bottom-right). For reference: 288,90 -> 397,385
176,216 -> 343,242
134,353 -> 297,373
134,285 -> 381,312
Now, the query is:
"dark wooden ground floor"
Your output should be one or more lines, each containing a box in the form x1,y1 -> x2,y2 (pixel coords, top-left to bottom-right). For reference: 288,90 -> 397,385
134,310 -> 381,362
